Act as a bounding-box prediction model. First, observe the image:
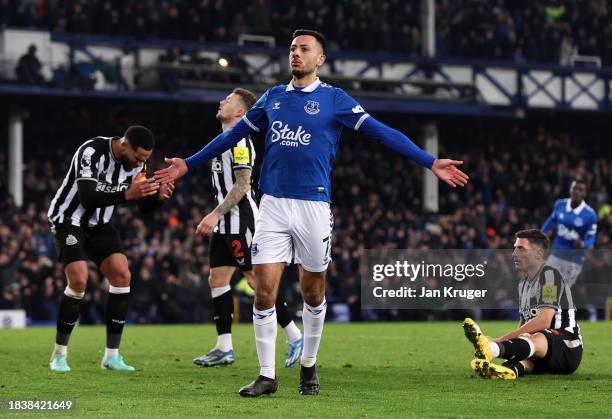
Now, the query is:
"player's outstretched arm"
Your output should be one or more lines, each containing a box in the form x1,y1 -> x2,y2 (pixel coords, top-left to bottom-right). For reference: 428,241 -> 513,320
358,116 -> 469,187
154,118 -> 254,183
154,157 -> 188,184
431,159 -> 469,188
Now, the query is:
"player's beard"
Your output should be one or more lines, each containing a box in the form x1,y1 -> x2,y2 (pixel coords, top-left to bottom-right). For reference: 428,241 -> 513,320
217,107 -> 233,124
291,67 -> 313,79
121,158 -> 137,170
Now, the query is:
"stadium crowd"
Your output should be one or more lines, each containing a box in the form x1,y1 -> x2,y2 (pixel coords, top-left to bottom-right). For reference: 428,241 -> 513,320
0,105 -> 611,324
1,0 -> 612,65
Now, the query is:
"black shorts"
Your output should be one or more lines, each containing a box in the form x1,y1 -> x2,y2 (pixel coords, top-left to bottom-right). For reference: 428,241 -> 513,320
209,232 -> 252,272
532,329 -> 583,374
51,223 -> 124,266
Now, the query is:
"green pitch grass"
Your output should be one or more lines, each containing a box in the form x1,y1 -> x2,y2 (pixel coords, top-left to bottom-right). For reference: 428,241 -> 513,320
1,322 -> 611,418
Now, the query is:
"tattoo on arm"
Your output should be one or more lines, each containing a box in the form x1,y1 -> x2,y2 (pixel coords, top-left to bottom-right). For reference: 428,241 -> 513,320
214,168 -> 252,216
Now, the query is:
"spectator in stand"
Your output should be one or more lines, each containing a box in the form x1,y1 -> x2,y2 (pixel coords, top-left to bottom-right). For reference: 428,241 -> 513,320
3,1 -> 612,66
16,44 -> 45,85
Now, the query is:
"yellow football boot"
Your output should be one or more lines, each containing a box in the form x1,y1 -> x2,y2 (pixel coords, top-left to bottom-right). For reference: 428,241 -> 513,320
463,318 -> 493,362
471,359 -> 516,380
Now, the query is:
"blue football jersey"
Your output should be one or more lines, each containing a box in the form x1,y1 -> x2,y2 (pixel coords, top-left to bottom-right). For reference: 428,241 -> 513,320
541,198 -> 597,262
241,78 -> 370,202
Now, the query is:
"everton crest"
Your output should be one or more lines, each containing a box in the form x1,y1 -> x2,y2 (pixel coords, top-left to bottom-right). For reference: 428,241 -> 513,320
304,100 -> 320,115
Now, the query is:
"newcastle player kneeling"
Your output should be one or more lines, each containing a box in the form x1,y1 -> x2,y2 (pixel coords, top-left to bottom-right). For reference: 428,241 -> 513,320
464,229 -> 582,379
47,126 -> 174,372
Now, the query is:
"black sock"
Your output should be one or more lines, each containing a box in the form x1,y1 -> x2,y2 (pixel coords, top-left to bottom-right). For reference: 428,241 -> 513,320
497,338 -> 532,361
56,294 -> 82,346
213,288 -> 233,335
106,291 -> 130,349
300,364 -> 316,380
276,298 -> 292,328
502,360 -> 526,377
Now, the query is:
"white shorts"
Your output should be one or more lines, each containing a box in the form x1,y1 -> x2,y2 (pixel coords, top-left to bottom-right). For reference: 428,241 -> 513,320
546,254 -> 582,287
251,195 -> 333,273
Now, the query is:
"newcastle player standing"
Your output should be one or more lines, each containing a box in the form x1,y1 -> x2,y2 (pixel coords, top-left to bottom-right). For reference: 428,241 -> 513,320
47,126 -> 174,372
191,88 -> 303,368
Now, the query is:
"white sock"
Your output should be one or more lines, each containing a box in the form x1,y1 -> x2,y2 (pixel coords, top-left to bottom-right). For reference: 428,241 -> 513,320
519,337 -> 536,358
216,333 -> 233,352
489,342 -> 500,358
64,286 -> 84,299
253,306 -> 277,379
300,299 -> 327,368
283,321 -> 302,341
104,348 -> 119,359
53,344 -> 67,357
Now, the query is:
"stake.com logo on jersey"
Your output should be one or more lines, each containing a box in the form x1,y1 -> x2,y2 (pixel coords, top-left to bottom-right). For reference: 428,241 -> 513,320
270,120 -> 311,147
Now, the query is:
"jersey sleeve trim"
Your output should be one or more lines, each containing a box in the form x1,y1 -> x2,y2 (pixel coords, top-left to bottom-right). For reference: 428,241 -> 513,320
354,113 -> 370,130
536,303 -> 558,310
242,115 -> 260,133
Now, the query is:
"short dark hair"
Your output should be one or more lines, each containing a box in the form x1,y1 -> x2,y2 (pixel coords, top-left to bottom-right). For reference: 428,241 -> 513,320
232,87 -> 257,110
124,125 -> 155,151
515,229 -> 550,252
572,177 -> 587,187
292,29 -> 326,53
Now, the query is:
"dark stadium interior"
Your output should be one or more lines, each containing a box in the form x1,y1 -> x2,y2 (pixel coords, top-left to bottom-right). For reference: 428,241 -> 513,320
2,0 -> 612,65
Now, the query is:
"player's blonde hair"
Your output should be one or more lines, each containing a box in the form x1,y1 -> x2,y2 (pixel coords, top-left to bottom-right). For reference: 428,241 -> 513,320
232,88 -> 257,110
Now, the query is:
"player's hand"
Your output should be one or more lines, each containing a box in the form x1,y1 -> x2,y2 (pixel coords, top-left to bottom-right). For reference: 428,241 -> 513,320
125,178 -> 160,201
575,238 -> 584,249
158,180 -> 175,201
196,212 -> 220,236
154,157 -> 188,184
431,159 -> 469,188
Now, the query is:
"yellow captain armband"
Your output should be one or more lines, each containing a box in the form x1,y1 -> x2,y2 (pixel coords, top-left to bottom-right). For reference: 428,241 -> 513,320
541,284 -> 558,303
233,146 -> 250,165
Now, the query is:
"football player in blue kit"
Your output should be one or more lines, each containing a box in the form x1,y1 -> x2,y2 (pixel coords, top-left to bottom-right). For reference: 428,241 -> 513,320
541,179 -> 597,287
155,29 -> 469,397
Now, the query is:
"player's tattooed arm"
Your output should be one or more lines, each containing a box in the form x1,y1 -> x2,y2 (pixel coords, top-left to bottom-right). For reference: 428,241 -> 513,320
196,168 -> 251,236
214,168 -> 252,216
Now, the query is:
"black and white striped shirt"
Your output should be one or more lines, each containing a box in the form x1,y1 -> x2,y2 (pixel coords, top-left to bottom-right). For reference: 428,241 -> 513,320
210,136 -> 258,235
48,137 -> 142,228
518,264 -> 581,339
